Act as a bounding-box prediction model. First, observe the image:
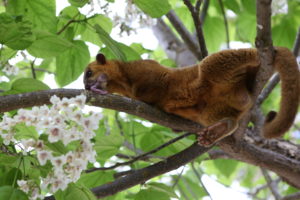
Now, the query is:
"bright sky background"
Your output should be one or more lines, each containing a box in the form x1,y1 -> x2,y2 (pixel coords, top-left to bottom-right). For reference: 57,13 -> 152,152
47,1 -> 253,199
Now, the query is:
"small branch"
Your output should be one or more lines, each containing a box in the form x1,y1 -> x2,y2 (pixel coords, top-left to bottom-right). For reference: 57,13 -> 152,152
282,192 -> 300,200
293,27 -> 300,56
218,0 -> 230,48
191,162 -> 212,200
183,0 -> 208,58
20,67 -> 55,75
57,14 -> 96,35
85,132 -> 194,172
30,59 -> 36,79
260,168 -> 281,200
200,0 -> 209,23
166,10 -> 202,60
172,165 -> 185,188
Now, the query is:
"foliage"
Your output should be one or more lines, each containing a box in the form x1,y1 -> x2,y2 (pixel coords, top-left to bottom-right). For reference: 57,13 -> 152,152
0,0 -> 299,200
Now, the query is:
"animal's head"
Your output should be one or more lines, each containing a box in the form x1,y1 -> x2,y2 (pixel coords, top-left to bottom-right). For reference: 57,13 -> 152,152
83,53 -> 120,95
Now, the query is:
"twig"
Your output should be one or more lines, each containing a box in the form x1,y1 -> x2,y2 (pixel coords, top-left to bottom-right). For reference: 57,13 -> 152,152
218,0 -> 230,48
282,192 -> 300,200
85,132 -> 195,172
293,27 -> 300,56
30,59 -> 36,79
166,10 -> 202,60
260,168 -> 281,200
183,0 -> 208,58
20,67 -> 55,75
200,0 -> 209,23
191,162 -> 212,200
57,14 -> 96,35
172,165 -> 185,188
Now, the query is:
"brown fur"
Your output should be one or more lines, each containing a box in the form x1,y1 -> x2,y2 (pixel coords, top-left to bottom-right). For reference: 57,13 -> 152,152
84,47 -> 299,139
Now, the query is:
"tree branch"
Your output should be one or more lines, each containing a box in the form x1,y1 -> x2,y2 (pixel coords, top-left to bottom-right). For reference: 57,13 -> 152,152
183,0 -> 208,58
166,10 -> 202,60
217,0 -> 230,48
152,19 -> 197,66
1,89 -> 300,191
261,168 -> 281,200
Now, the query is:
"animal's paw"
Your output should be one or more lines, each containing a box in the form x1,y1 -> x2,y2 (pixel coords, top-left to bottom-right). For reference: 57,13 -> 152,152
197,119 -> 238,147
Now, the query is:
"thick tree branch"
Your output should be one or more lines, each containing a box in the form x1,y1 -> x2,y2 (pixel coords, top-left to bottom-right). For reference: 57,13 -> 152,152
1,89 -> 300,191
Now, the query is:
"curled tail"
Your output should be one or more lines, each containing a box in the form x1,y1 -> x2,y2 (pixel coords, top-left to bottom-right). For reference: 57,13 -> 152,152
263,47 -> 300,138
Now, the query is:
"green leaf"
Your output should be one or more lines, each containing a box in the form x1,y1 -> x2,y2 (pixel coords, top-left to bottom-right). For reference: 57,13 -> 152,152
55,40 -> 90,86
27,30 -> 73,58
134,188 -> 170,200
0,186 -> 28,200
0,13 -> 35,50
2,168 -> 22,186
148,183 -> 178,198
236,12 -> 256,43
77,171 -> 114,188
101,43 -> 141,61
223,0 -> 241,13
0,154 -> 18,167
94,133 -> 124,164
133,0 -> 171,18
240,0 -> 256,14
272,16 -> 297,49
55,183 -> 96,200
14,123 -> 39,140
0,47 -> 17,62
2,78 -> 50,95
7,0 -> 57,33
213,159 -> 239,178
81,14 -> 113,46
68,0 -> 89,7
203,16 -> 226,52
94,24 -> 127,61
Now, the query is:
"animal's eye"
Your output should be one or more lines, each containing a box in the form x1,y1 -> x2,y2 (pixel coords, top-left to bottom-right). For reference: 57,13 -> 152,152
86,70 -> 92,78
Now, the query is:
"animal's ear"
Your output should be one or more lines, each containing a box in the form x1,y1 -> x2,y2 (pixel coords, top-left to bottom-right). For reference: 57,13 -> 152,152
96,53 -> 106,65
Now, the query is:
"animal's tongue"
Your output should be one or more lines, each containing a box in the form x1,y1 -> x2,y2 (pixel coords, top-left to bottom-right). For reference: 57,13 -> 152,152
91,84 -> 108,95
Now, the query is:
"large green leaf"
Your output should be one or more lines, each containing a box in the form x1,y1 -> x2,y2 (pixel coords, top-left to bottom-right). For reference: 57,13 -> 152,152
133,0 -> 171,18
55,40 -> 90,86
203,16 -> 226,52
236,12 -> 256,43
81,14 -> 113,46
272,16 -> 297,49
213,159 -> 239,178
94,24 -> 127,61
27,30 -> 73,58
77,171 -> 114,188
68,0 -> 89,7
14,123 -> 39,140
0,13 -> 35,50
94,133 -> 124,164
0,47 -> 17,62
0,186 -> 28,200
101,43 -> 141,61
134,188 -> 170,200
0,154 -> 18,167
2,78 -> 50,95
55,183 -> 96,200
7,0 -> 57,33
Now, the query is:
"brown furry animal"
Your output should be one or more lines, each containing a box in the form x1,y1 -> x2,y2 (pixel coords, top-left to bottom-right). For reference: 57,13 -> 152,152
84,47 -> 299,146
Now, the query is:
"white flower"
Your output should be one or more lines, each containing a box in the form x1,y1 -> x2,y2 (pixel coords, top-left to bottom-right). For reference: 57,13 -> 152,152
17,180 -> 30,193
48,127 -> 62,143
37,150 -> 52,166
51,155 -> 66,169
3,64 -> 19,76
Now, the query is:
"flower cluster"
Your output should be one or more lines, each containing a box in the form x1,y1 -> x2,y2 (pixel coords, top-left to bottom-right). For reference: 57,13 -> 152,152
2,64 -> 19,76
0,94 -> 102,200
